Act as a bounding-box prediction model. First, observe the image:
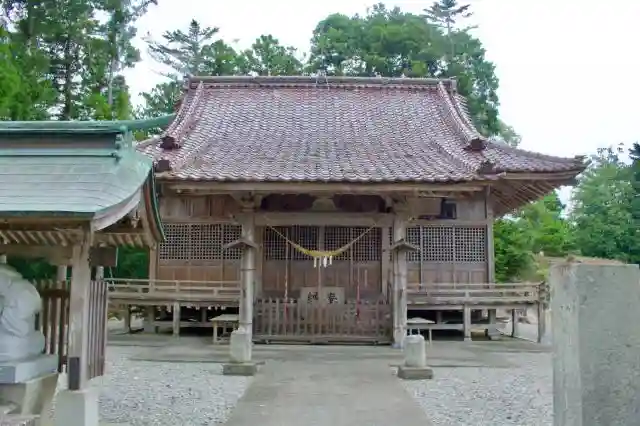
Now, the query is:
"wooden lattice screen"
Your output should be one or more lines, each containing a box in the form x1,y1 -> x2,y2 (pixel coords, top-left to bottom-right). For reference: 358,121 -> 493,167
263,226 -> 381,262
159,223 -> 242,260
405,225 -> 487,262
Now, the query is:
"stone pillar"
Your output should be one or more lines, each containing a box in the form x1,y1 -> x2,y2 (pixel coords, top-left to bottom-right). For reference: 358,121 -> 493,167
224,211 -> 257,377
397,335 -> 433,380
0,254 -> 6,264
392,215 -> 408,348
550,263 -> 640,426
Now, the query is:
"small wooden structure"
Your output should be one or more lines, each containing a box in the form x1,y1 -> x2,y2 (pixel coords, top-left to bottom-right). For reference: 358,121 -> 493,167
133,75 -> 586,344
0,116 -> 170,389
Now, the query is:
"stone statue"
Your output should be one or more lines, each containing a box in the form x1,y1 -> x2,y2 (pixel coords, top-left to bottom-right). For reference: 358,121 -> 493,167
0,264 -> 45,362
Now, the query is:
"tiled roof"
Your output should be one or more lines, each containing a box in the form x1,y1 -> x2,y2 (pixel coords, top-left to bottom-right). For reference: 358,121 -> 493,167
138,76 -> 585,183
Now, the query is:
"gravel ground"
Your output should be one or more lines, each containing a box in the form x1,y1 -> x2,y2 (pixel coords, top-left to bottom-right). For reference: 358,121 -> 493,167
51,346 -> 252,426
401,352 -> 552,426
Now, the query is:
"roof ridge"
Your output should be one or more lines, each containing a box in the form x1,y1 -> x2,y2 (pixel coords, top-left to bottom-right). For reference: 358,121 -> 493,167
187,75 -> 458,90
156,82 -> 210,174
436,82 -> 487,152
0,115 -> 175,135
427,85 -> 485,176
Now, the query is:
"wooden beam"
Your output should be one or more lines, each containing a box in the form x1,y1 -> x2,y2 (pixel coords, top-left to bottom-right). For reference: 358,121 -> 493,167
67,231 -> 93,390
0,245 -> 73,264
166,181 -> 486,194
0,245 -> 117,266
236,212 -> 395,227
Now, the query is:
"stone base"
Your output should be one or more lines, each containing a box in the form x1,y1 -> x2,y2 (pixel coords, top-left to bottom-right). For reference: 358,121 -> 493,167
223,362 -> 257,376
0,371 -> 58,416
0,355 -> 58,384
397,365 -> 434,380
53,388 -> 99,426
0,415 -> 38,425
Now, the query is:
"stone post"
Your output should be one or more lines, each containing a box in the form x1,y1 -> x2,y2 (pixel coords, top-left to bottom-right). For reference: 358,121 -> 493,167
223,210 -> 257,377
397,335 -> 433,380
550,263 -> 640,426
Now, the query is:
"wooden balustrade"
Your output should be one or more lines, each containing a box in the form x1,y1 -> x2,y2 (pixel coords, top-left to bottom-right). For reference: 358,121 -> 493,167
406,282 -> 545,306
106,278 -> 241,304
253,297 -> 391,344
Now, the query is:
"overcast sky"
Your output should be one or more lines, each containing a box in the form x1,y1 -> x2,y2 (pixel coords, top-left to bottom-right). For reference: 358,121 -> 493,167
124,0 -> 640,163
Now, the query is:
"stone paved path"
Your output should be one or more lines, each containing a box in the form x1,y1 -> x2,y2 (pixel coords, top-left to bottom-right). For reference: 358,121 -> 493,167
223,349 -> 433,426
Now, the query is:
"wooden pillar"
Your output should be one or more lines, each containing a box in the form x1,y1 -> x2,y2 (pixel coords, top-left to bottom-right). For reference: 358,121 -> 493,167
381,226 -> 390,299
67,233 -> 92,390
392,214 -> 408,347
239,212 -> 256,333
144,247 -> 158,333
484,187 -> 498,338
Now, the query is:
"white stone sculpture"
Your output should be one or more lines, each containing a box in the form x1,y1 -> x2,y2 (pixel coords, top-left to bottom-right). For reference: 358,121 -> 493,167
0,264 -> 45,361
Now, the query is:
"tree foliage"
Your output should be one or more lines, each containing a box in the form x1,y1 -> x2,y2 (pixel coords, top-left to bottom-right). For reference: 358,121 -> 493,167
569,146 -> 638,264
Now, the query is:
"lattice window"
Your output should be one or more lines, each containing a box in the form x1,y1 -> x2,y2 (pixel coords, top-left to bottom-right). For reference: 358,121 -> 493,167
324,226 -> 351,261
159,223 -> 243,260
191,224 -> 221,260
422,226 -> 454,262
159,224 -> 191,260
222,224 -> 242,260
291,226 -> 318,260
264,226 -> 289,260
454,226 -> 486,262
405,226 -> 421,262
263,226 -> 319,261
352,227 -> 381,261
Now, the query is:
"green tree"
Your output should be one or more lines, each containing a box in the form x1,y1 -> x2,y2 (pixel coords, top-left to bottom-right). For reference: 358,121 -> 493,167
139,19 -> 240,119
100,0 -> 158,117
237,35 -> 303,76
145,19 -> 238,78
569,146 -> 636,263
308,4 -> 500,135
495,120 -> 521,147
493,218 -> 534,282
516,193 -> 575,258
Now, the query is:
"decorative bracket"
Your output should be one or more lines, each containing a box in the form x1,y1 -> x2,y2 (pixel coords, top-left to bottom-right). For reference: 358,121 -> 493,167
223,238 -> 259,251
387,239 -> 420,253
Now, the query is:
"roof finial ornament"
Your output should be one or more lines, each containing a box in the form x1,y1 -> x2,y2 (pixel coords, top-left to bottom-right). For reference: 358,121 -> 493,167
315,51 -> 329,89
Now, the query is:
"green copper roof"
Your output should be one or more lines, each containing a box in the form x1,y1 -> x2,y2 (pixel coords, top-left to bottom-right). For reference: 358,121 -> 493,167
0,116 -> 172,243
0,149 -> 153,216
0,115 -> 175,135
